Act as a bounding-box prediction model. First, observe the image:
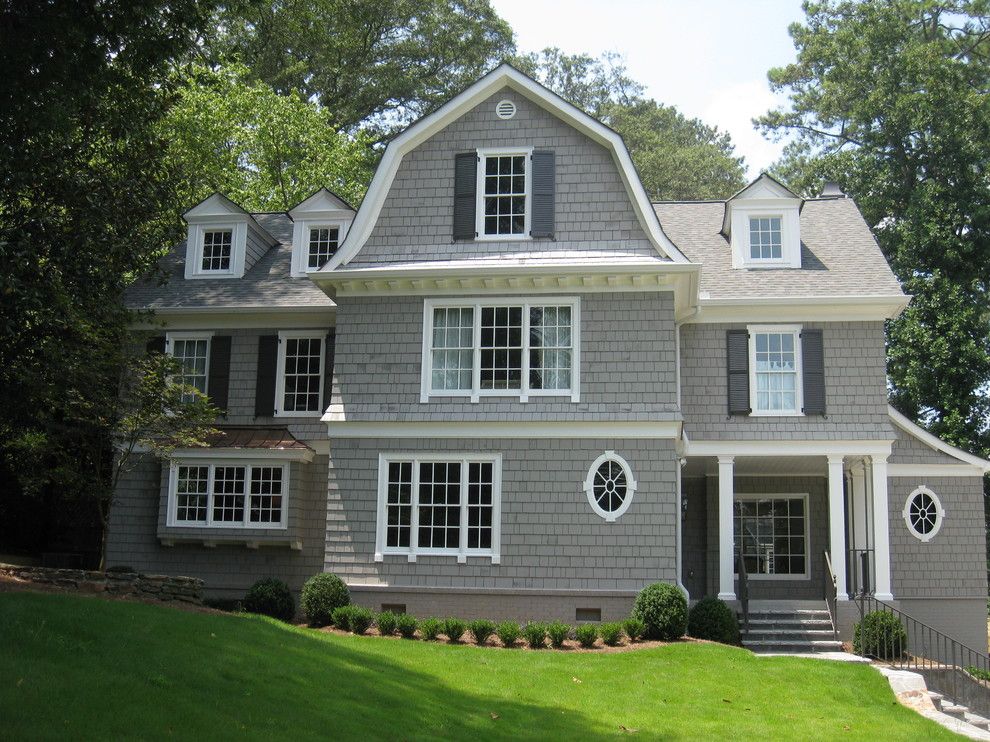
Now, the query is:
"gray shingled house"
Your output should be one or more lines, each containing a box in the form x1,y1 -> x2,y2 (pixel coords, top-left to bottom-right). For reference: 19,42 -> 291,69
109,64 -> 990,652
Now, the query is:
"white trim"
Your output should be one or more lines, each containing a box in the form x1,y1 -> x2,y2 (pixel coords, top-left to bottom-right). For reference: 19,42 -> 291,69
685,295 -> 910,324
683,439 -> 894,457
717,455 -> 735,600
169,447 -> 315,463
475,147 -> 533,240
583,451 -> 637,522
747,324 -> 803,417
732,492 -> 811,580
902,485 -> 945,542
184,221 -> 247,279
374,453 -> 502,564
165,459 -> 291,529
888,405 -> 990,471
131,309 -> 335,330
165,331 -> 213,397
324,420 -> 682,439
274,330 -> 326,418
422,296 -> 580,403
319,64 -> 687,271
888,463 -> 985,478
291,220 -> 351,277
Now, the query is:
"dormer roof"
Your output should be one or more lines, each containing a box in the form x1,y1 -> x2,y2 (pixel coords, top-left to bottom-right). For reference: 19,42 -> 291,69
182,192 -> 279,245
288,188 -> 355,217
721,173 -> 803,236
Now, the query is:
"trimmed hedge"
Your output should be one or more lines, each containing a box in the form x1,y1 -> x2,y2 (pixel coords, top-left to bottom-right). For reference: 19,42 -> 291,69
599,622 -> 623,646
243,578 -> 294,622
622,617 -> 646,642
522,622 -> 547,649
496,621 -> 521,648
300,573 -> 349,627
854,611 -> 907,659
575,623 -> 598,648
687,597 -> 741,645
547,621 -> 570,648
331,605 -> 356,631
396,613 -> 418,639
633,582 -> 687,640
469,619 -> 496,645
349,607 -> 375,635
376,611 -> 398,636
420,617 -> 443,641
442,618 -> 467,643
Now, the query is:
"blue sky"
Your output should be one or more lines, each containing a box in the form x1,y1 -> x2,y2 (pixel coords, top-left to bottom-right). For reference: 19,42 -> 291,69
491,0 -> 806,176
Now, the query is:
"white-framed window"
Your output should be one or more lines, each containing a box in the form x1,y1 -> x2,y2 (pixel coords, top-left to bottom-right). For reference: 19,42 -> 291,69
476,148 -> 532,239
749,215 -> 782,261
903,485 -> 945,542
748,324 -> 803,416
275,331 -> 325,416
306,225 -> 339,270
185,222 -> 247,278
583,451 -> 637,522
167,460 -> 289,529
733,494 -> 809,579
166,331 -> 213,403
374,453 -> 502,564
421,297 -> 580,403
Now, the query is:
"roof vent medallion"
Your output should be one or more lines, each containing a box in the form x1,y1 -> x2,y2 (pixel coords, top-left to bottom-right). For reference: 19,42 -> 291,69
495,99 -> 516,120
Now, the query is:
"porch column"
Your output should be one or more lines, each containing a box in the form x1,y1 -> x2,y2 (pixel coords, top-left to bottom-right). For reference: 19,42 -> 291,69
870,455 -> 894,600
826,455 -> 848,600
717,455 -> 735,601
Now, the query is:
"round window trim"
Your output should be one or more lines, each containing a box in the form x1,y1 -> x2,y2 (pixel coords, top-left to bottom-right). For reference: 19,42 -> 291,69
902,485 -> 945,542
495,99 -> 516,120
584,451 -> 637,522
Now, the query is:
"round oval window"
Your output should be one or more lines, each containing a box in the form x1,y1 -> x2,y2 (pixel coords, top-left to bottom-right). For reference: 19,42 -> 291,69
584,452 -> 637,521
902,486 -> 944,542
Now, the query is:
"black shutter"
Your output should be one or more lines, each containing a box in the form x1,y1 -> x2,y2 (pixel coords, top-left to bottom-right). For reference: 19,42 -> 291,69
207,336 -> 232,414
530,150 -> 555,238
255,335 -> 278,417
452,152 -> 477,240
323,328 -> 336,412
726,329 -> 750,416
146,335 -> 166,355
801,329 -> 826,415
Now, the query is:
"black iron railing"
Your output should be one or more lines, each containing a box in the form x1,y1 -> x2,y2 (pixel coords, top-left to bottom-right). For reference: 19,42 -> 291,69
823,550 -> 838,641
737,553 -> 749,633
848,548 -> 874,597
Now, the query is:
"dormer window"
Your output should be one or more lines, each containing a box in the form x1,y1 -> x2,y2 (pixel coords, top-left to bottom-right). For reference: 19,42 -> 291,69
201,229 -> 233,271
307,226 -> 339,270
182,193 -> 274,281
478,149 -> 531,238
288,189 -> 355,277
724,173 -> 803,270
749,216 -> 782,261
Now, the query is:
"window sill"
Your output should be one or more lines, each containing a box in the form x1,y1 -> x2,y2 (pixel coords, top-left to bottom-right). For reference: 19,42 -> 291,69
273,410 -> 325,418
165,522 -> 288,531
748,411 -> 805,418
160,535 -> 301,550
423,391 -> 577,403
375,551 -> 500,565
734,573 -> 811,582
473,234 -> 532,242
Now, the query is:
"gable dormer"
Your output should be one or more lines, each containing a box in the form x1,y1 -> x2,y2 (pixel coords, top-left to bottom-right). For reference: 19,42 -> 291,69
722,173 -> 803,269
288,189 -> 355,277
182,193 -> 277,280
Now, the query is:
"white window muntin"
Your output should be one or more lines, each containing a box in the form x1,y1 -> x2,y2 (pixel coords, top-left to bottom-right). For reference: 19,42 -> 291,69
903,485 -> 945,542
748,324 -> 803,416
166,459 -> 289,529
186,221 -> 247,278
475,147 -> 533,241
306,224 -> 340,270
748,214 -> 783,261
733,493 -> 810,580
275,330 -> 325,417
374,453 -> 502,564
421,297 -> 580,404
166,331 -> 213,402
584,451 -> 637,522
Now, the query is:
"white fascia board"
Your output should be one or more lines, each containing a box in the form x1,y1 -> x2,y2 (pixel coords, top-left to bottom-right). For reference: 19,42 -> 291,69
683,439 -> 894,458
289,188 -> 355,215
129,306 -> 335,330
323,420 -> 683,439
319,64 -> 688,272
686,294 -> 910,323
318,260 -> 699,281
170,447 -> 315,463
888,405 -> 990,471
888,463 -> 986,478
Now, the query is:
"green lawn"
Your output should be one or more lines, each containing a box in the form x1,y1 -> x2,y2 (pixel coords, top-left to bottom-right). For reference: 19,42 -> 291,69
0,592 -> 952,741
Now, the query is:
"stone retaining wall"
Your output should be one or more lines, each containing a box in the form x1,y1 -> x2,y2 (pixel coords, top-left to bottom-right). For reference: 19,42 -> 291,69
0,563 -> 203,604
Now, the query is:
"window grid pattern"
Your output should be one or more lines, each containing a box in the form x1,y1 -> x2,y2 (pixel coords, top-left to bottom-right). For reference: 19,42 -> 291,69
212,466 -> 245,522
386,462 -> 413,548
467,462 -> 494,549
908,491 -> 938,536
431,307 -> 473,391
592,459 -> 628,513
175,466 -> 209,522
734,498 -> 806,576
249,466 -> 284,524
171,338 -> 209,402
282,337 -> 322,413
480,306 -> 523,390
201,229 -> 232,271
754,332 -> 797,412
529,305 -> 572,390
417,462 -> 462,549
483,155 -> 526,235
749,216 -> 782,260
307,226 -> 339,269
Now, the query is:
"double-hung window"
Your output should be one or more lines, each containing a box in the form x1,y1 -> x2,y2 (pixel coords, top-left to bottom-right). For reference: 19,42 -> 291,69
476,148 -> 532,238
275,331 -> 325,416
748,216 -> 783,261
307,225 -> 339,270
423,297 -> 580,403
375,454 -> 501,563
748,325 -> 802,415
168,461 -> 288,529
201,229 -> 233,271
166,332 -> 212,403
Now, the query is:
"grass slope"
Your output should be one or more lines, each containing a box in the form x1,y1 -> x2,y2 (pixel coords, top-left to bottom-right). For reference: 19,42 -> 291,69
0,592 -> 952,741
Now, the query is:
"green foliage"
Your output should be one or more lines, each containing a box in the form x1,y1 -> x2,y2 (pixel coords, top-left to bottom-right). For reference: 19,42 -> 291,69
495,621 -> 521,648
634,583 -> 688,641
522,622 -> 547,649
599,622 -> 623,647
396,613 -> 418,639
968,666 -> 990,682
442,618 -> 467,643
575,623 -> 599,649
376,611 -> 398,637
348,607 -> 375,635
546,621 -> 571,648
300,573 -> 350,627
622,617 -> 646,642
853,611 -> 907,659
688,597 -> 741,645
419,618 -> 443,641
331,605 -> 355,631
243,578 -> 295,622
468,619 -> 496,645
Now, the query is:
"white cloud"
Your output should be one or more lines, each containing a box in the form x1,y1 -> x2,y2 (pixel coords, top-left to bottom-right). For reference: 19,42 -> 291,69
701,79 -> 788,177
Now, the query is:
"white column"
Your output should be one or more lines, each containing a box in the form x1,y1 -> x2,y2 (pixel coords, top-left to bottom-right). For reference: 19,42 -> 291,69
870,455 -> 893,600
717,455 -> 736,601
826,455 -> 848,600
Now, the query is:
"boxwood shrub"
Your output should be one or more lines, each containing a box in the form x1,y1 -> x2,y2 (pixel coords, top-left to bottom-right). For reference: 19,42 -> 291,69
687,596 -> 741,645
622,617 -> 646,642
854,611 -> 907,659
522,622 -> 547,649
396,613 -> 418,639
300,573 -> 349,627
547,621 -> 570,648
331,604 -> 355,631
575,623 -> 598,648
599,622 -> 623,646
376,611 -> 398,636
442,617 -> 467,643
420,617 -> 443,641
349,607 -> 375,635
633,582 -> 687,640
469,619 -> 496,645
496,621 -> 521,648
243,578 -> 294,622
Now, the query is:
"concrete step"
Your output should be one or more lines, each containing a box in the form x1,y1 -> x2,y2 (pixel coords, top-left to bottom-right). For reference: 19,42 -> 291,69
743,629 -> 838,640
746,639 -> 845,653
941,701 -> 970,719
744,610 -> 831,622
964,712 -> 990,731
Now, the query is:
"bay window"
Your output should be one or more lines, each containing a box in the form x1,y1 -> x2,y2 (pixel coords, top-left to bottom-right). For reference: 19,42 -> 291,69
168,461 -> 288,529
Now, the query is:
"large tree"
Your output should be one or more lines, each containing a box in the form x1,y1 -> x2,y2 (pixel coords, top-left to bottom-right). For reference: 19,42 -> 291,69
759,0 -> 990,451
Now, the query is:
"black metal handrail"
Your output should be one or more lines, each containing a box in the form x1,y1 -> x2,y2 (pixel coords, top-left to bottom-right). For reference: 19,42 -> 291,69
823,550 -> 838,640
856,592 -> 990,710
737,553 -> 749,633
848,548 -> 874,597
